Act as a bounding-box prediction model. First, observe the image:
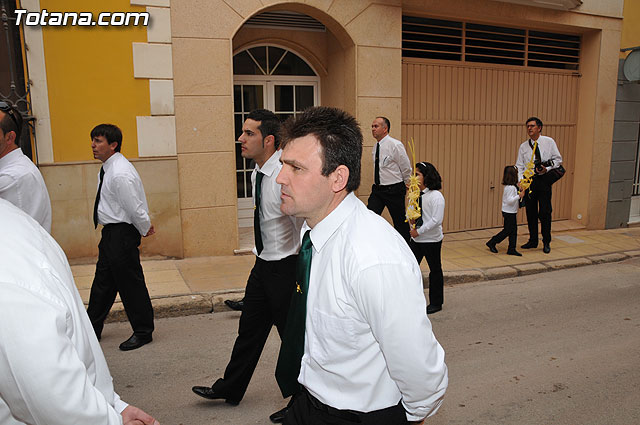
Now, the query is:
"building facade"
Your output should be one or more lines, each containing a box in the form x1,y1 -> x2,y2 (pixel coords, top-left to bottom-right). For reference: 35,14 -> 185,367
6,0 -> 624,258
606,0 -> 640,228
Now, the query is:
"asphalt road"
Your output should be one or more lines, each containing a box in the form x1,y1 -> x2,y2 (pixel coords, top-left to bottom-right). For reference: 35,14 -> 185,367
102,258 -> 640,425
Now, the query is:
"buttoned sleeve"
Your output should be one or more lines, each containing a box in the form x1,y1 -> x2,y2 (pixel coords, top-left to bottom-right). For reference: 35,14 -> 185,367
352,263 -> 448,421
547,139 -> 563,169
0,284 -> 125,425
113,174 -> 151,236
395,143 -> 413,184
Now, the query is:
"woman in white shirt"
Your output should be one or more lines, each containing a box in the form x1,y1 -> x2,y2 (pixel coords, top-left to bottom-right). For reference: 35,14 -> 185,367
486,166 -> 525,256
409,162 -> 445,315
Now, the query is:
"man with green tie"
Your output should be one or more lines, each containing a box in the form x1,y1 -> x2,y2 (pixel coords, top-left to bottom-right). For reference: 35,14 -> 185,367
275,107 -> 448,425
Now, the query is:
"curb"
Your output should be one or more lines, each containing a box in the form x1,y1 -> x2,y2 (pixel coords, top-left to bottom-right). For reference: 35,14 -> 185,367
104,251 -> 639,323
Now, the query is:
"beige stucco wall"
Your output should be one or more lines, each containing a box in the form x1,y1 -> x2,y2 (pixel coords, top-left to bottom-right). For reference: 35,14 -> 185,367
171,0 -> 403,256
42,157 -> 183,260
166,0 -> 622,256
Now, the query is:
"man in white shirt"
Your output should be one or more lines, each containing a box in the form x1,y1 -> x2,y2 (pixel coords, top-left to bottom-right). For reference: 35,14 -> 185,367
0,198 -> 159,425
515,117 -> 563,254
192,110 -> 301,423
367,116 -> 412,243
87,124 -> 156,351
0,101 -> 52,232
275,107 -> 448,425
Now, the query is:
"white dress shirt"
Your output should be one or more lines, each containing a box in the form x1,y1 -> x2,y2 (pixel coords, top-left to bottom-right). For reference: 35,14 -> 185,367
515,135 -> 563,181
502,185 -> 520,214
252,150 -> 302,261
96,152 -> 151,236
0,148 -> 51,233
371,135 -> 412,185
412,189 -> 445,243
0,199 -> 127,425
299,192 -> 448,421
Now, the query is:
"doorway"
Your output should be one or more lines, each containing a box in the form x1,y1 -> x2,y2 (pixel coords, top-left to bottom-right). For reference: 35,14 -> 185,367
233,45 -> 319,229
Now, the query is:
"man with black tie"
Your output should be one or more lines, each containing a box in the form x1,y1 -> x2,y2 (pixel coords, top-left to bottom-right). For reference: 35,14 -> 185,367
516,117 -> 563,254
192,109 -> 300,424
87,124 -> 155,351
367,116 -> 412,243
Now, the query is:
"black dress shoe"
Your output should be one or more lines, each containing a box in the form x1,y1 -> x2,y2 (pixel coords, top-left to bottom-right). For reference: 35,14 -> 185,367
427,304 -> 442,314
486,241 -> 498,253
521,241 -> 538,249
191,386 -> 240,405
269,406 -> 289,423
224,299 -> 244,311
119,334 -> 152,351
507,250 -> 522,257
543,243 -> 551,254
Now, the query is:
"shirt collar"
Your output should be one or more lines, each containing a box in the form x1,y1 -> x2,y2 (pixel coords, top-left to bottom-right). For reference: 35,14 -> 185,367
305,191 -> 358,253
0,147 -> 23,167
102,152 -> 121,172
255,149 -> 281,177
377,134 -> 391,145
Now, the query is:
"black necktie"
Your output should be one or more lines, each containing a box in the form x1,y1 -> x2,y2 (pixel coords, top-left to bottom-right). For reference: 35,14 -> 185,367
416,191 -> 424,228
254,171 -> 264,255
374,142 -> 381,186
93,166 -> 105,229
275,230 -> 312,398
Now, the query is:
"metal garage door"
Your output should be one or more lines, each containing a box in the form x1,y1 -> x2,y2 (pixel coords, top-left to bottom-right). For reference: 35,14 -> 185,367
401,17 -> 579,232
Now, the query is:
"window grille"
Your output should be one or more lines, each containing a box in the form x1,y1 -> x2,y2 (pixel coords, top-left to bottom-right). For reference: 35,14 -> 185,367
402,15 -> 580,70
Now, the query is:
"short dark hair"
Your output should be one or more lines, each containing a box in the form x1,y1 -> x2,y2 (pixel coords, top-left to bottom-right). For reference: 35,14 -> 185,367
526,116 -> 543,130
281,107 -> 362,192
247,109 -> 282,149
416,161 -> 442,190
0,103 -> 23,141
502,165 -> 518,186
90,124 -> 123,152
376,116 -> 391,132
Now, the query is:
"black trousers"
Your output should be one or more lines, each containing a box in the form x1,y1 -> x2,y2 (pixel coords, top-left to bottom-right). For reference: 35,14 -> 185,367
284,388 -> 409,425
212,254 -> 297,403
87,223 -> 154,338
489,212 -> 518,251
367,182 -> 410,243
409,239 -> 444,307
524,177 -> 553,245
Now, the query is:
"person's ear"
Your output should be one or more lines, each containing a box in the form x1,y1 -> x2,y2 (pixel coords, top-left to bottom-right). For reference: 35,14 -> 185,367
330,165 -> 350,193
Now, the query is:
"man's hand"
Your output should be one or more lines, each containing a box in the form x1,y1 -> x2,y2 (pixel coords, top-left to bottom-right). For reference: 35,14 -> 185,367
535,165 -> 547,175
410,227 -> 419,238
144,224 -> 155,237
122,405 -> 160,425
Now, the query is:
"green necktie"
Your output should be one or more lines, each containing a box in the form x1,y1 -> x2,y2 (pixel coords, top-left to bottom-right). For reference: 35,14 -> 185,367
254,171 -> 264,255
275,230 -> 312,397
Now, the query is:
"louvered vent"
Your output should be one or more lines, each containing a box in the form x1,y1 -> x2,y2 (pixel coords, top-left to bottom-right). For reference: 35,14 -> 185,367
245,11 -> 325,32
402,15 -> 580,70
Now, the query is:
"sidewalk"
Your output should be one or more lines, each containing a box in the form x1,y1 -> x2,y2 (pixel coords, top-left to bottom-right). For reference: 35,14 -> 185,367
71,221 -> 640,322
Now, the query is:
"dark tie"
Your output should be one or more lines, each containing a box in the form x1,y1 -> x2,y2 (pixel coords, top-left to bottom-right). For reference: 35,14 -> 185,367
93,166 -> 105,229
275,230 -> 312,398
374,142 -> 381,186
529,139 -> 541,163
416,191 -> 424,228
254,171 -> 264,255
